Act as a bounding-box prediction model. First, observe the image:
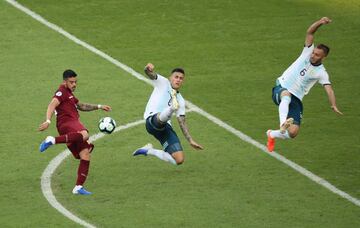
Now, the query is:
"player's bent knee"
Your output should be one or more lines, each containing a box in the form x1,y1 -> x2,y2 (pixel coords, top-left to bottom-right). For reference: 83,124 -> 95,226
280,90 -> 291,97
79,149 -> 91,161
289,132 -> 297,138
288,126 -> 299,138
176,158 -> 184,165
172,151 -> 184,165
80,130 -> 89,141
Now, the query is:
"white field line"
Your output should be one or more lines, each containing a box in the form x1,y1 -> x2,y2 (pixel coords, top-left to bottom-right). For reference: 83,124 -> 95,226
40,119 -> 145,228
187,103 -> 360,207
41,150 -> 95,228
6,0 -> 359,221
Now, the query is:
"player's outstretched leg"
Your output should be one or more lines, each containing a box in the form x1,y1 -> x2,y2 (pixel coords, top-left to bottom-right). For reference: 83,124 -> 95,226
40,133 -> 85,152
280,118 -> 294,134
171,89 -> 179,110
133,143 -> 177,165
39,136 -> 55,152
158,90 -> 179,123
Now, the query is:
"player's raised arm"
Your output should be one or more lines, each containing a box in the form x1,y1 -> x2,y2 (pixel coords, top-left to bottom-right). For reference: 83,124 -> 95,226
38,98 -> 60,131
144,63 -> 158,80
323,84 -> 343,115
77,102 -> 112,112
177,115 -> 204,150
305,17 -> 332,47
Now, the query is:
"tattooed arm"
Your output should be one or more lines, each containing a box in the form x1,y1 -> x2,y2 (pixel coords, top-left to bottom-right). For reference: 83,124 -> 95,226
77,102 -> 112,112
177,115 -> 203,150
144,63 -> 158,80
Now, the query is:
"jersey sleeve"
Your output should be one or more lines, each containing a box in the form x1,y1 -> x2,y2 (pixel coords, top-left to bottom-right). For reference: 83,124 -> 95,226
53,88 -> 67,103
318,70 -> 331,85
300,44 -> 314,57
152,74 -> 169,89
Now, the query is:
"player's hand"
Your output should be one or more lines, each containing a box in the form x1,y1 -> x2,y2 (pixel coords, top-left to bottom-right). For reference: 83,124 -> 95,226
145,63 -> 155,72
331,106 -> 343,115
320,17 -> 331,24
100,105 -> 112,112
38,121 -> 50,131
190,139 -> 204,150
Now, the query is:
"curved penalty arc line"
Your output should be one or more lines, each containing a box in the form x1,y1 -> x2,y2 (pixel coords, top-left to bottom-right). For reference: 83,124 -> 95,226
40,119 -> 145,228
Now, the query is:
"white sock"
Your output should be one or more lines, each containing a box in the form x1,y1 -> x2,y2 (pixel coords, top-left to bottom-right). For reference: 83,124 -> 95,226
279,96 -> 291,127
147,148 -> 177,165
159,106 -> 175,123
72,185 -> 83,194
270,130 -> 290,139
46,136 -> 55,144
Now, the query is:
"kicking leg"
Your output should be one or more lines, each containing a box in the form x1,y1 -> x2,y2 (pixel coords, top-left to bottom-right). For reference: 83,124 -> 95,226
39,130 -> 89,152
158,89 -> 179,123
133,144 -> 177,165
137,112 -> 183,165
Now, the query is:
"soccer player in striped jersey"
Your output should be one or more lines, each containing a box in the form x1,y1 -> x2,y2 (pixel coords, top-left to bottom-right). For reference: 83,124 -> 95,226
267,17 -> 343,152
133,63 -> 203,165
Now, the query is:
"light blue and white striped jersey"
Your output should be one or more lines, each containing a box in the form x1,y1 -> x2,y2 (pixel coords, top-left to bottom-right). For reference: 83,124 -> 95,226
277,44 -> 331,100
144,74 -> 186,121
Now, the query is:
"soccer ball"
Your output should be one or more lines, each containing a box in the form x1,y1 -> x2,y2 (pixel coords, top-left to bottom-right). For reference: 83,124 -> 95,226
98,117 -> 116,134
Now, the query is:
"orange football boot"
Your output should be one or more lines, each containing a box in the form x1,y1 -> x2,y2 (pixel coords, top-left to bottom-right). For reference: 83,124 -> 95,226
266,130 -> 275,152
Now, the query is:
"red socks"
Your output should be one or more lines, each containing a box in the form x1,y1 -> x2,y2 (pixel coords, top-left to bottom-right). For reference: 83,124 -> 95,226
76,159 -> 90,186
54,133 -> 90,186
55,132 -> 83,144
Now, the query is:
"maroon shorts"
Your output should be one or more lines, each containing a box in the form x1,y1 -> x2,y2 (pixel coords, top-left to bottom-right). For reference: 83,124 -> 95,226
57,120 -> 94,159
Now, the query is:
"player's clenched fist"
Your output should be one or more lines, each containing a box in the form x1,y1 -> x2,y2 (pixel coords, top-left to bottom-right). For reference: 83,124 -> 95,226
320,17 -> 331,24
145,63 -> 155,72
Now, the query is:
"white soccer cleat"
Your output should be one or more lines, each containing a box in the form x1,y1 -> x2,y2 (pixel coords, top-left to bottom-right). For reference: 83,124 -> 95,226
170,89 -> 179,111
72,185 -> 92,195
39,136 -> 55,152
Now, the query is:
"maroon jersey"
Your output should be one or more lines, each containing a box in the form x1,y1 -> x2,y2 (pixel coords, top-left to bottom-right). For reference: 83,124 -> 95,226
53,84 -> 80,126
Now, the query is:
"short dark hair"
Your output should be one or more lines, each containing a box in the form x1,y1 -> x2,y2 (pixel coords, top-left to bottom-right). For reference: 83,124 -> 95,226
317,44 -> 330,56
171,68 -> 185,75
63,69 -> 77,80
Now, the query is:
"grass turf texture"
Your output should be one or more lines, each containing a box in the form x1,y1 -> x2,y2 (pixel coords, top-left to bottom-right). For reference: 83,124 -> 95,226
1,0 -> 360,227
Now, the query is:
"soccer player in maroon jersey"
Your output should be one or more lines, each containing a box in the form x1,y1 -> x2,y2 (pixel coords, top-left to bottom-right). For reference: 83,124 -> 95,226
38,69 -> 111,195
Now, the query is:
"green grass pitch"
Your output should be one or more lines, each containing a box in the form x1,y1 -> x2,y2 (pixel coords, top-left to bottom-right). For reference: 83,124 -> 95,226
0,0 -> 359,227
